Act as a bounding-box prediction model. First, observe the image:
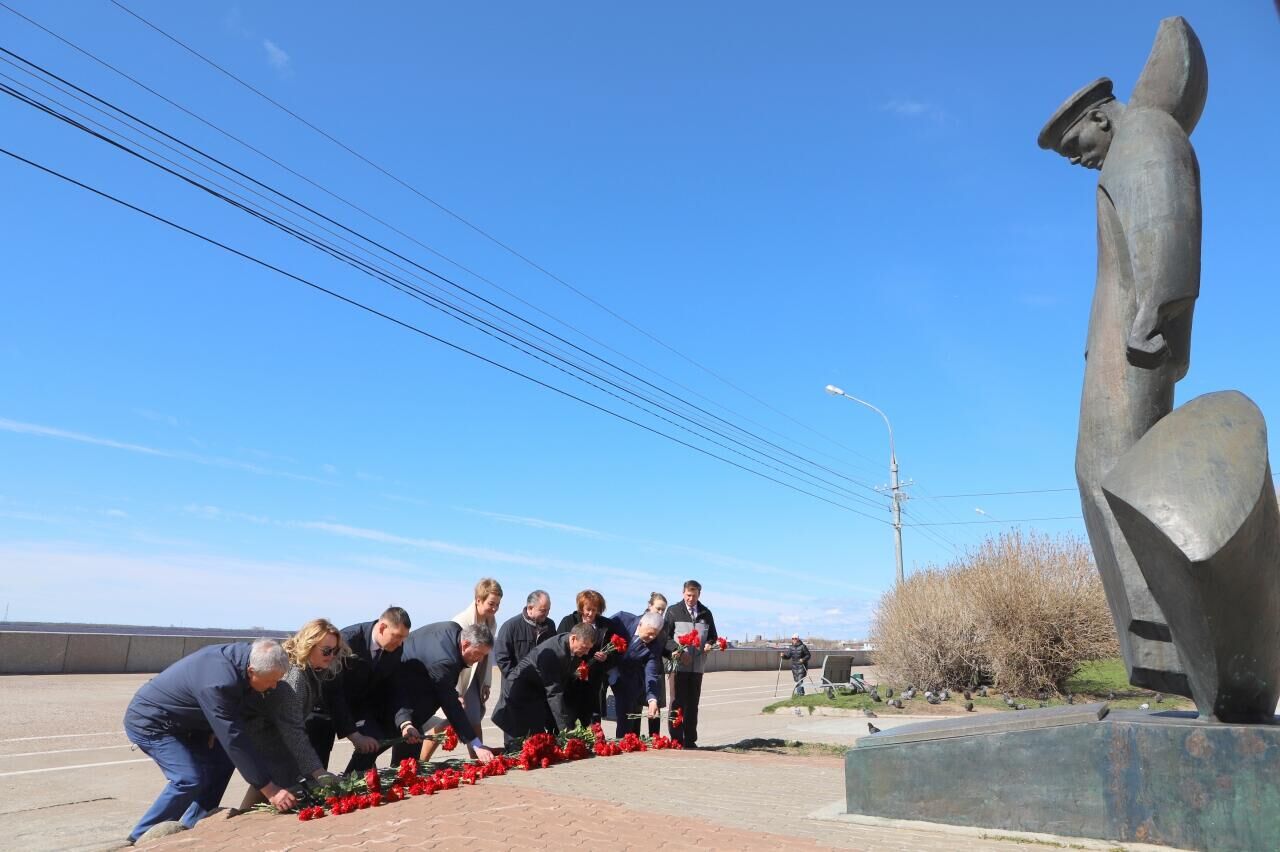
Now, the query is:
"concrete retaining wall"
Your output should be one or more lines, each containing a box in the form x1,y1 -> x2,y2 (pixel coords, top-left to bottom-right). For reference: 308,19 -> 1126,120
702,648 -> 873,673
0,631 -> 875,676
0,632 -> 260,675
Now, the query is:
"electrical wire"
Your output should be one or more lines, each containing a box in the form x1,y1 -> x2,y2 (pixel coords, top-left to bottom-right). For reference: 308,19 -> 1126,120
3,0 -> 892,483
0,142 -> 897,525
0,46 -> 896,506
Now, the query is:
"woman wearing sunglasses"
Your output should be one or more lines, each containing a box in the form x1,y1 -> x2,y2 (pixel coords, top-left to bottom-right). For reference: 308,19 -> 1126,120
239,618 -> 349,809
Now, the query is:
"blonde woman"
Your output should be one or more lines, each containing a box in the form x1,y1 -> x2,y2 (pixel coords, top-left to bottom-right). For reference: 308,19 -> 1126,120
239,619 -> 348,809
420,578 -> 503,762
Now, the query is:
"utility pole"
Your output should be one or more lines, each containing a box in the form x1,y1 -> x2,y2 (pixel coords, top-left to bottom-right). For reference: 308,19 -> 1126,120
889,446 -> 904,586
825,384 -> 906,586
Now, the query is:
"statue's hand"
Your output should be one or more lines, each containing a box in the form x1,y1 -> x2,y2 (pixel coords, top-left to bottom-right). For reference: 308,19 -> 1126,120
1127,306 -> 1169,368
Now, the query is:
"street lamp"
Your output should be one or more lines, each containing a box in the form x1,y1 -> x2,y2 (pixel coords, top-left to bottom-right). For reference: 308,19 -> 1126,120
824,384 -> 904,585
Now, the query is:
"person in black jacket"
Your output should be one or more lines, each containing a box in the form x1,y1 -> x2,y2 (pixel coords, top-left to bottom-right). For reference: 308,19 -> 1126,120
123,640 -> 294,844
780,634 -> 811,695
307,606 -> 411,773
493,590 -> 555,748
663,579 -> 718,749
389,621 -> 498,764
491,623 -> 597,741
557,589 -> 617,727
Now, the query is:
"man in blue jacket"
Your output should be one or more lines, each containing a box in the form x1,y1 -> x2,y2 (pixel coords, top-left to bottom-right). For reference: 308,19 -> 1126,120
608,610 -> 665,738
123,639 -> 295,844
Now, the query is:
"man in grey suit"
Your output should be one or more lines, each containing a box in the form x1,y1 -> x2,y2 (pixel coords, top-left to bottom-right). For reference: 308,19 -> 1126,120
663,579 -> 718,748
390,621 -> 498,764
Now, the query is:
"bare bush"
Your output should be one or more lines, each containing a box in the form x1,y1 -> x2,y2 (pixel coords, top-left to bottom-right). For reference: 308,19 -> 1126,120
870,530 -> 1118,694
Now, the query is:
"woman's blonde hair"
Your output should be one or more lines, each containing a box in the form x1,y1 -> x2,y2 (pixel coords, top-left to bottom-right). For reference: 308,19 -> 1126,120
283,618 -> 349,676
474,577 -> 504,602
648,592 -> 668,608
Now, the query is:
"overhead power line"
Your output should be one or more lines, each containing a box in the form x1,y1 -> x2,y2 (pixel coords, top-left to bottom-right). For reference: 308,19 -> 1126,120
101,0 -> 892,476
915,488 -> 1077,499
0,48 -> 892,513
903,515 -> 1083,527
1,0 -> 893,488
0,143 -> 896,525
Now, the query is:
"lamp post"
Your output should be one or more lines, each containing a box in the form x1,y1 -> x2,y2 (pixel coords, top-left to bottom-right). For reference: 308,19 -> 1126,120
824,384 -> 904,586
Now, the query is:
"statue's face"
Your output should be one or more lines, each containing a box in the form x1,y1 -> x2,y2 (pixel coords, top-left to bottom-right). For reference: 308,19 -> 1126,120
1058,109 -> 1114,170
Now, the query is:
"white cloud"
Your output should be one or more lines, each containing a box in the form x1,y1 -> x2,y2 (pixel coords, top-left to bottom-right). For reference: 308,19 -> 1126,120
882,98 -> 948,123
0,541 -> 469,628
104,509 -> 129,519
135,409 -> 179,428
462,509 -> 609,539
263,39 -> 290,71
0,417 -> 325,484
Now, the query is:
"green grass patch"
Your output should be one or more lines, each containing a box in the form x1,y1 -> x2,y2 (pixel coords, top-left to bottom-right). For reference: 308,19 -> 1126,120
763,658 -> 1194,713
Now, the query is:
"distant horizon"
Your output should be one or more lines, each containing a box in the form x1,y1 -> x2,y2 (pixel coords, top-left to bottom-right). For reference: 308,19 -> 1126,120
0,619 -> 869,644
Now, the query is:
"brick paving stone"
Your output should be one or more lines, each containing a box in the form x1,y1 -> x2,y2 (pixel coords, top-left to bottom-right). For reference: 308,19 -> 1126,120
140,750 -> 1179,851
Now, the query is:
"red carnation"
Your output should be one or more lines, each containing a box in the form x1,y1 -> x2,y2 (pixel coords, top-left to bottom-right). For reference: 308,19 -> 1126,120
363,768 -> 381,794
609,633 -> 628,654
670,707 -> 685,728
576,660 -> 590,681
442,725 -> 459,751
676,628 -> 700,649
717,637 -> 728,651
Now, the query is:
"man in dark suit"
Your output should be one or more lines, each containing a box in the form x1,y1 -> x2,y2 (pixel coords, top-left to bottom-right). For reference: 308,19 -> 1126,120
664,579 -> 718,748
608,610 -> 665,738
492,622 -> 596,742
123,640 -> 296,844
308,606 -> 411,773
390,621 -> 498,764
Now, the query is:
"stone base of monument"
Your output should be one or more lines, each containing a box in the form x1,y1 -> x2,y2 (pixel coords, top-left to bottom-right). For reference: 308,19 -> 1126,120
844,703 -> 1279,852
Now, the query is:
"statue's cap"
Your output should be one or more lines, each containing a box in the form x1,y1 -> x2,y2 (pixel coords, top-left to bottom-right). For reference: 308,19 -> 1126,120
1037,77 -> 1115,150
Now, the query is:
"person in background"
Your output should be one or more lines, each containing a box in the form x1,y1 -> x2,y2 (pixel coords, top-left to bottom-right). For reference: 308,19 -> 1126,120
419,578 -> 503,763
123,639 -> 294,844
557,589 -> 617,727
307,606 -> 411,773
663,579 -> 718,749
780,634 -> 811,696
239,619 -> 346,809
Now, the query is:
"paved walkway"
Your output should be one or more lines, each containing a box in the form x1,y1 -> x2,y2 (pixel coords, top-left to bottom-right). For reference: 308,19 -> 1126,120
0,670 -> 1181,851
147,750 -> 1170,852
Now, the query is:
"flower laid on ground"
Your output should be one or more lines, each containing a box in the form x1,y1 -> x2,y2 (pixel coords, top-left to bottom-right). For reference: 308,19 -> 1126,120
625,706 -> 684,729
263,725 -> 681,822
575,660 -> 590,680
717,637 -> 728,651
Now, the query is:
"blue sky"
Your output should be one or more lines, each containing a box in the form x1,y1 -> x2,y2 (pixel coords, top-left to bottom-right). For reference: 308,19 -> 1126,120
2,2 -> 1278,639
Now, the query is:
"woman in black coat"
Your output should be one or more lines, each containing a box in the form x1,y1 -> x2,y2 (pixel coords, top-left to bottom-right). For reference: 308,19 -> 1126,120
557,589 -> 616,727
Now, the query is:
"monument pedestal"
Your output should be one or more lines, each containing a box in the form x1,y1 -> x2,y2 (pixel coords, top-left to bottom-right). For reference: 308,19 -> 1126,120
845,704 -> 1280,851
